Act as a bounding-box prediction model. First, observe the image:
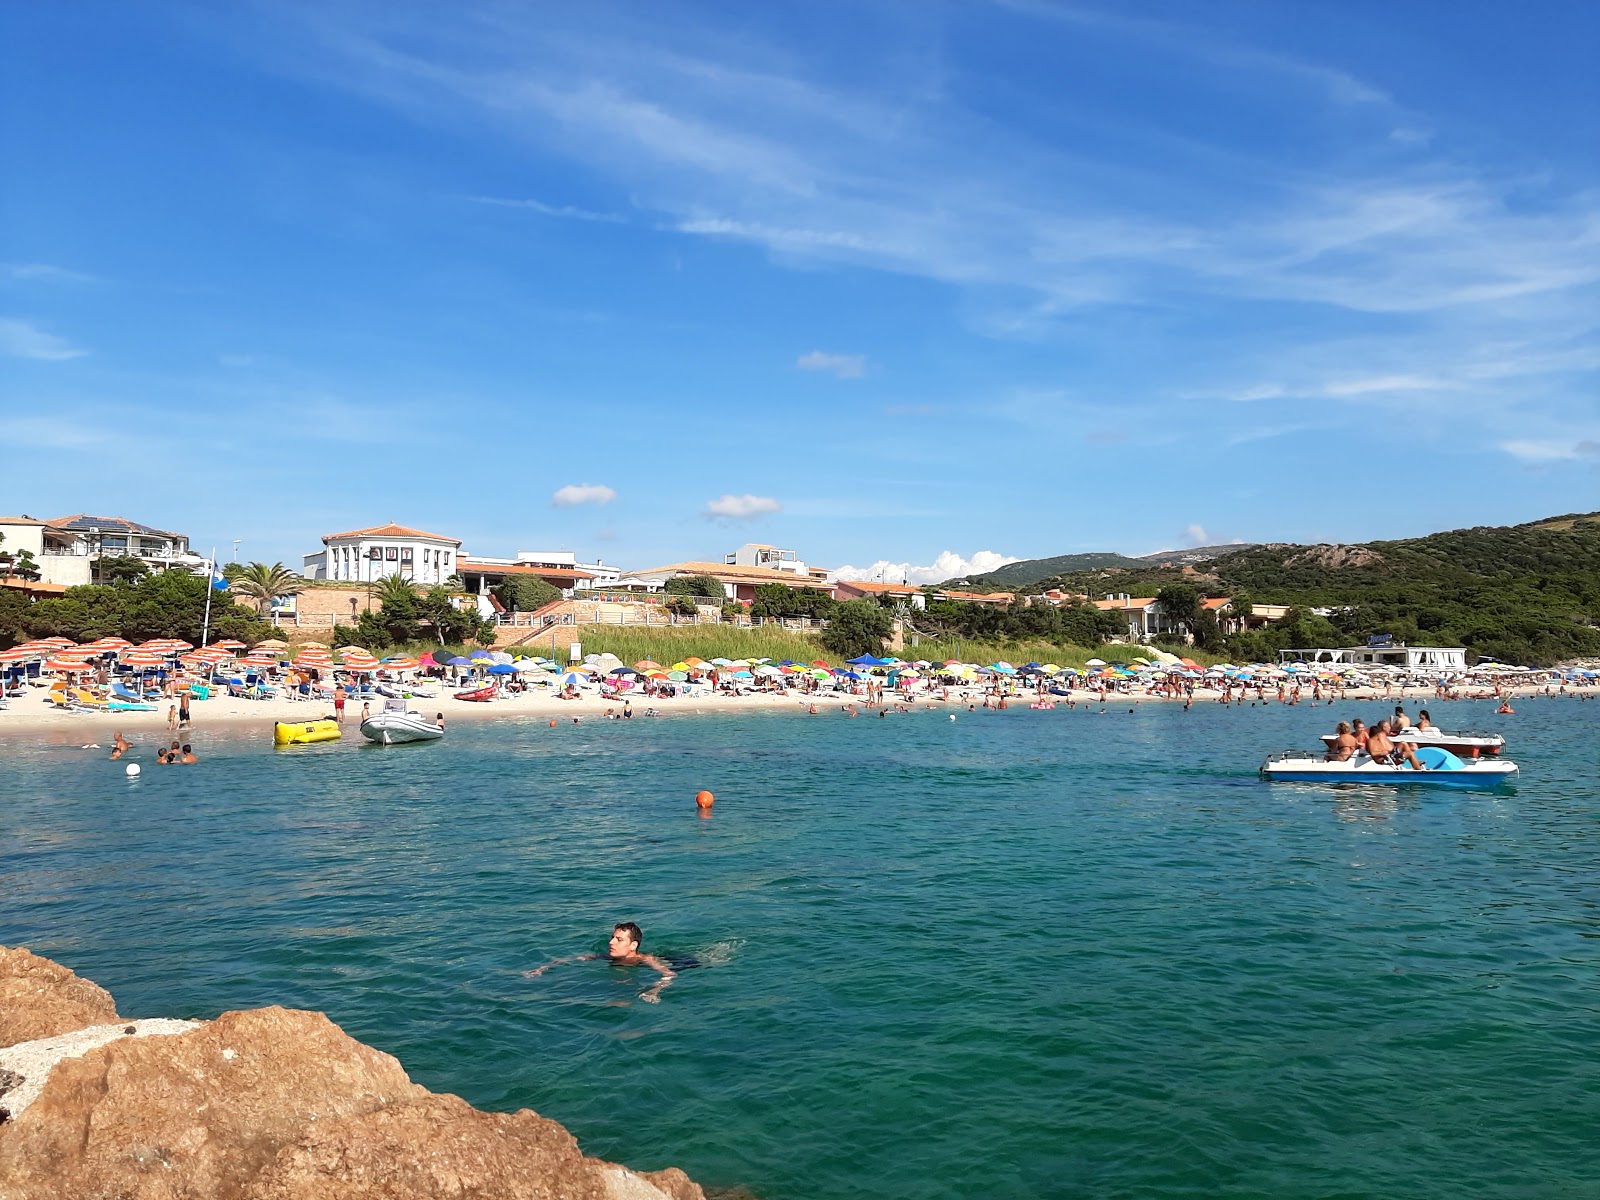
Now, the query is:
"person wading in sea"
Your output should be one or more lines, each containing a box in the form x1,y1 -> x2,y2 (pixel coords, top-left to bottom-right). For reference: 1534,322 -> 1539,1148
523,922 -> 677,1003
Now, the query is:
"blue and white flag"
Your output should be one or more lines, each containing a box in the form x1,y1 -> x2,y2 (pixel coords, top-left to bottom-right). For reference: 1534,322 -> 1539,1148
210,563 -> 228,591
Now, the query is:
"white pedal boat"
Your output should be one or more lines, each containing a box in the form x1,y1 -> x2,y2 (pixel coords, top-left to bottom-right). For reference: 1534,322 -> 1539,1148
359,707 -> 443,745
1262,747 -> 1517,787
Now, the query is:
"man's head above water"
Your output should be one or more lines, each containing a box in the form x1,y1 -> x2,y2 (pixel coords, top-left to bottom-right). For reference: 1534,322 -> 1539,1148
609,922 -> 644,958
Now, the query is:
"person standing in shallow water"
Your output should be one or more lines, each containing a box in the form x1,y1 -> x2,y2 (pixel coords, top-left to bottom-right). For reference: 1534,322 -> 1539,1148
523,921 -> 676,1003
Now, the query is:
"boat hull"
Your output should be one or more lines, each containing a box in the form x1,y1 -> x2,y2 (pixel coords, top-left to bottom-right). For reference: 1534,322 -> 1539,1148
359,713 -> 443,744
274,719 -> 341,746
1262,754 -> 1517,787
454,687 -> 496,702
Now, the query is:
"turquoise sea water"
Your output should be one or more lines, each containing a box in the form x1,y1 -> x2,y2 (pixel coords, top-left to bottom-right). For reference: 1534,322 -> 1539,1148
3,698 -> 1598,1199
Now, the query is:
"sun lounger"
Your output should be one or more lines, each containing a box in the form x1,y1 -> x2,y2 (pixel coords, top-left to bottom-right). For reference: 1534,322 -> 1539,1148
111,682 -> 145,704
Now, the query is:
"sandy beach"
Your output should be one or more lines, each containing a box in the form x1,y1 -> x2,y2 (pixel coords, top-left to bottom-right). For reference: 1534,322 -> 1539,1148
0,677 -> 1570,738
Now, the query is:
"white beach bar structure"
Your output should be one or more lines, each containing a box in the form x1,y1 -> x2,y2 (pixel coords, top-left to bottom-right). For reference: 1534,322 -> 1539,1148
1278,643 -> 1468,670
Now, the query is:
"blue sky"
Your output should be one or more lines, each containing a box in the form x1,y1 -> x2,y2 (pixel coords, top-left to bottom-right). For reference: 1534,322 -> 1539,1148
4,1 -> 1597,580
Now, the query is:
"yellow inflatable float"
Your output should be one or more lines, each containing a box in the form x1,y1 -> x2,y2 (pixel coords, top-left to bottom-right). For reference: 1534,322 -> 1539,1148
273,718 -> 341,746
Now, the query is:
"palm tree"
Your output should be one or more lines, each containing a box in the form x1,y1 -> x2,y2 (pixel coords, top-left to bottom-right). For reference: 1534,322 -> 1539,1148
373,573 -> 419,609
224,562 -> 303,615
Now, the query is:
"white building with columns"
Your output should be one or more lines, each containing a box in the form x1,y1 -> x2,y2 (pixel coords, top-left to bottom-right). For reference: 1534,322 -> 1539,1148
302,522 -> 461,585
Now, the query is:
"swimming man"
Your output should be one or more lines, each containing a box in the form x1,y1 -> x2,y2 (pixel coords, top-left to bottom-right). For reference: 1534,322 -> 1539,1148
524,922 -> 676,1003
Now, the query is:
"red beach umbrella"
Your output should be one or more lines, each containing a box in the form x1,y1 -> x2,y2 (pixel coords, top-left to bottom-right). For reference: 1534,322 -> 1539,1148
121,651 -> 166,668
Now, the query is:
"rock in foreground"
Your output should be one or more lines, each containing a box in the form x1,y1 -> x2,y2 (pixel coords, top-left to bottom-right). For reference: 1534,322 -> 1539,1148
0,945 -> 704,1200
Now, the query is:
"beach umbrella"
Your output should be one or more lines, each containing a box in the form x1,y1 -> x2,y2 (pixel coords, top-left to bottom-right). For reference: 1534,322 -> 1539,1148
34,636 -> 77,649
1086,658 -> 1106,667
253,638 -> 289,650
120,650 -> 166,668
710,657 -> 733,666
684,657 -> 707,666
487,663 -> 516,675
634,659 -> 662,670
560,671 -> 587,685
447,656 -> 471,666
666,670 -> 688,681
382,657 -> 418,670
213,639 -> 246,651
0,646 -> 42,663
335,645 -> 370,656
513,659 -> 545,673
609,666 -> 637,676
730,669 -> 753,678
490,651 -> 513,665
811,660 -> 830,668
44,657 -> 95,672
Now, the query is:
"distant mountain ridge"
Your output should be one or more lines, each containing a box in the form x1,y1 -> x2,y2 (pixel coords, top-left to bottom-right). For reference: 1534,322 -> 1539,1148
956,511 -> 1600,665
960,542 -> 1257,589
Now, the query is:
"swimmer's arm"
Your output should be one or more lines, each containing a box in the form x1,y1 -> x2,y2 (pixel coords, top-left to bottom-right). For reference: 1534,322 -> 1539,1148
637,954 -> 676,1003
522,953 -> 598,979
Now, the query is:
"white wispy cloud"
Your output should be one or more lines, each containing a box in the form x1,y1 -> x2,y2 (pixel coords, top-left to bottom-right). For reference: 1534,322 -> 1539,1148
835,550 -> 1020,585
469,195 -> 626,223
795,350 -> 864,379
1,263 -> 94,283
1183,524 -> 1210,546
250,4 -> 1599,466
551,483 -> 617,507
703,493 -> 781,520
1499,439 -> 1600,463
0,318 -> 87,361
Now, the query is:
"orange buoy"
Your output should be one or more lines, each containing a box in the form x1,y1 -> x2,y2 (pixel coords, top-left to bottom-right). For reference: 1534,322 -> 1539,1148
695,790 -> 714,810
549,719 -> 557,727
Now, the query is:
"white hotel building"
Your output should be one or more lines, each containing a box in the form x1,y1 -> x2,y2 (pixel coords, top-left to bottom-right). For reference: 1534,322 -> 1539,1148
301,523 -> 461,585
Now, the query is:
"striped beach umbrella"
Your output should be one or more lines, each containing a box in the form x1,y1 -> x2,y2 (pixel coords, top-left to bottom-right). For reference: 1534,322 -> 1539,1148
253,638 -> 289,650
44,656 -> 95,672
212,639 -> 246,651
0,646 -> 43,663
380,657 -> 417,670
121,651 -> 167,669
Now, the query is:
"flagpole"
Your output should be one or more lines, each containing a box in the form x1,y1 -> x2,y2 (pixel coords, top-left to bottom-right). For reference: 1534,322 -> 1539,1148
201,546 -> 217,649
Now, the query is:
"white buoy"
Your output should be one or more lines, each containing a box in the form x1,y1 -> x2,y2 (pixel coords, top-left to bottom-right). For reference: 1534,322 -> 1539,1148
125,763 -> 141,777
949,714 -> 956,721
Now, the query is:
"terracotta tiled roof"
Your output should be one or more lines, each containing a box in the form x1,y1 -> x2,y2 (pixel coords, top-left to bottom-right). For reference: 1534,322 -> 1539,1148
323,523 -> 462,545
1092,597 -> 1157,610
0,577 -> 68,595
937,589 -> 1013,602
1201,597 -> 1233,610
636,561 -> 831,586
46,514 -> 180,537
838,580 -> 919,594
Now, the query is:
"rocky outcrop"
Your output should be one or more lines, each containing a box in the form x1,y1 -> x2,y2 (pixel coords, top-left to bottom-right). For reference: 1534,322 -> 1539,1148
1286,543 -> 1385,570
0,946 -> 120,1046
0,946 -> 705,1200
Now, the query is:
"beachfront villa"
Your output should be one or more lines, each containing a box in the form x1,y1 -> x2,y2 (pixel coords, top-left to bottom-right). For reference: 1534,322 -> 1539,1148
0,513 -> 203,587
834,580 -> 927,609
1091,594 -> 1241,641
302,522 -> 462,585
723,543 -> 831,583
1278,643 -> 1469,669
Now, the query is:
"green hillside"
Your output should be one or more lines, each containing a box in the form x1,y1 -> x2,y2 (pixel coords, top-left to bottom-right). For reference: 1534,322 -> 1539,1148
967,513 -> 1600,666
966,552 -> 1147,587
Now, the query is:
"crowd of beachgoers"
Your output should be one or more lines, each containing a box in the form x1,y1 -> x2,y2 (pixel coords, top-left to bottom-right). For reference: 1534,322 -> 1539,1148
1,634 -> 1595,734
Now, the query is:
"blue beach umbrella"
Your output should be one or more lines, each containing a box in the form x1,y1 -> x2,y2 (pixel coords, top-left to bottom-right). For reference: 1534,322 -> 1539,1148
447,656 -> 471,666
486,663 -> 515,675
